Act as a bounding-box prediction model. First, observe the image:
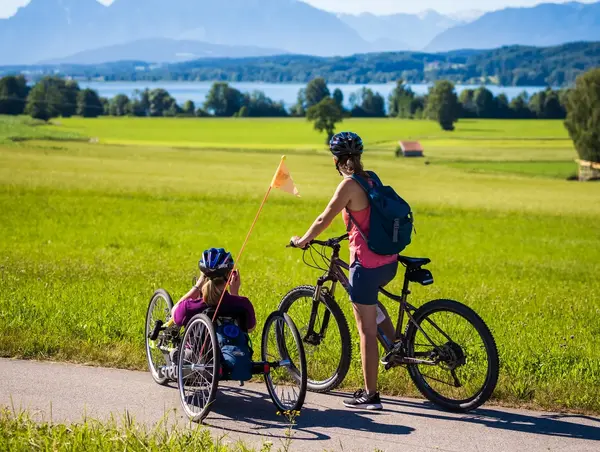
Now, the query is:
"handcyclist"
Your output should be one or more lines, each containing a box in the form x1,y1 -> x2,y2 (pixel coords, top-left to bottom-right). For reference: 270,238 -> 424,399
290,132 -> 398,410
171,248 -> 256,332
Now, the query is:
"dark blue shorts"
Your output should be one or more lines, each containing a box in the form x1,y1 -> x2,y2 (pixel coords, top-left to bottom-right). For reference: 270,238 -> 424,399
349,261 -> 398,305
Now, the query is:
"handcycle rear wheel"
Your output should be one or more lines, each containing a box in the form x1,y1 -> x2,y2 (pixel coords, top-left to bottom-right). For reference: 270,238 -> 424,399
262,311 -> 307,412
404,299 -> 499,412
145,289 -> 173,385
278,285 -> 351,393
178,313 -> 220,423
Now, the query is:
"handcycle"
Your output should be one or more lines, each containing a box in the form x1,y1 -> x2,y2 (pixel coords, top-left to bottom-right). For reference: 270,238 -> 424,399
144,289 -> 307,422
283,234 -> 499,412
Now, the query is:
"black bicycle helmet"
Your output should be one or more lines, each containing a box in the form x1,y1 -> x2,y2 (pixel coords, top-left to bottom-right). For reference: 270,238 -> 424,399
329,131 -> 364,157
198,248 -> 234,279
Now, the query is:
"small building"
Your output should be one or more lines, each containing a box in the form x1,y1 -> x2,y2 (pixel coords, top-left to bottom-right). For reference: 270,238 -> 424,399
397,141 -> 424,158
577,159 -> 600,181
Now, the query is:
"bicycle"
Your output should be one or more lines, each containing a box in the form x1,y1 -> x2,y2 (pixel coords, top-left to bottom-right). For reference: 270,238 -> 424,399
281,234 -> 499,412
145,289 -> 307,422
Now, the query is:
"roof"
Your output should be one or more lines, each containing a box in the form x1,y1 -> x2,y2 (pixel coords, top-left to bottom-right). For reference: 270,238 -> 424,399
399,141 -> 423,151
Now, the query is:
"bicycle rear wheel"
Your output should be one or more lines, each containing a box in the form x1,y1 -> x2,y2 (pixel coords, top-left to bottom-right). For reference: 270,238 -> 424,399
178,314 -> 220,423
404,299 -> 499,412
279,285 -> 351,393
145,289 -> 173,385
262,311 -> 307,412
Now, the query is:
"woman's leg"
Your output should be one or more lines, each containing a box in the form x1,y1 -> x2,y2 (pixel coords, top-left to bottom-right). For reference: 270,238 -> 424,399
352,302 -> 379,394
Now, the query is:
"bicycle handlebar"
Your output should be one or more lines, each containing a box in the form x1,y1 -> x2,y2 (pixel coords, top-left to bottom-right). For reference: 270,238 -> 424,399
288,234 -> 349,249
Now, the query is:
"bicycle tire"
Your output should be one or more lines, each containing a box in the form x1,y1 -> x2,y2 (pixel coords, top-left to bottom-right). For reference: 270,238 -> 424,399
145,289 -> 173,385
278,285 -> 351,393
262,311 -> 307,412
404,299 -> 499,412
178,313 -> 220,423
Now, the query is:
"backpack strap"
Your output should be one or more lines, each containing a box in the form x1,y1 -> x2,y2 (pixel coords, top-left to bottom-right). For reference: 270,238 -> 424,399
346,173 -> 372,243
365,171 -> 382,187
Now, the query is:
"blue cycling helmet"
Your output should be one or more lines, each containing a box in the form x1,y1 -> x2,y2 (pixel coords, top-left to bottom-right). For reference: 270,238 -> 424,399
329,132 -> 364,157
199,248 -> 234,279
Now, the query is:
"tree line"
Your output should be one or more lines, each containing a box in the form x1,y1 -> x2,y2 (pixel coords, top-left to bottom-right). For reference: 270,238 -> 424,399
0,75 -> 569,124
4,42 -> 597,87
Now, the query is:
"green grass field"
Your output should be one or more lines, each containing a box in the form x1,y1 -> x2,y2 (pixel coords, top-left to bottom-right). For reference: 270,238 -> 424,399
1,116 -> 599,413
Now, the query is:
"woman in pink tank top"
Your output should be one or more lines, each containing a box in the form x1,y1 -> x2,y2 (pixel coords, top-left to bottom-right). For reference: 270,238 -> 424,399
291,132 -> 398,411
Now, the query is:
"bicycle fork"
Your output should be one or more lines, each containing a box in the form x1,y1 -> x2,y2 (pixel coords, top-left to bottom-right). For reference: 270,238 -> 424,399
304,279 -> 334,346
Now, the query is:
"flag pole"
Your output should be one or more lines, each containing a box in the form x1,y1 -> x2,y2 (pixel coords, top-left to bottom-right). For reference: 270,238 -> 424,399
209,156 -> 288,322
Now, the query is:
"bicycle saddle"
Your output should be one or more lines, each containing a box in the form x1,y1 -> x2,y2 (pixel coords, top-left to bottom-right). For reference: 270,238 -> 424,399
398,255 -> 431,268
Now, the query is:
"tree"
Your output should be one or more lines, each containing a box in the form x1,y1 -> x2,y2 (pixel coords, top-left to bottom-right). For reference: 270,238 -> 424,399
509,92 -> 531,119
290,88 -> 306,117
76,89 -> 103,118
61,80 -> 80,118
425,80 -> 460,131
148,89 -> 177,117
350,88 -> 385,117
100,97 -> 110,116
245,90 -> 288,117
203,82 -> 245,117
459,89 -> 476,118
182,100 -> 195,116
473,87 -> 496,118
388,79 -> 415,118
24,77 -> 66,121
109,94 -> 130,116
306,97 -> 344,143
564,68 -> 600,164
332,88 -> 344,109
495,93 -> 511,119
129,89 -> 150,117
195,107 -> 210,117
0,75 -> 29,115
305,77 -> 330,108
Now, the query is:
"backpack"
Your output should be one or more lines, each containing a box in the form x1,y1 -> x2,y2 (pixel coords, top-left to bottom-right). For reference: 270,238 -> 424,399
348,171 -> 414,255
216,321 -> 253,381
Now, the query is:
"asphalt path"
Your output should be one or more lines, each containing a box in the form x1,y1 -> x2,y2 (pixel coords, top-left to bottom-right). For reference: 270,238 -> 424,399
1,358 -> 599,451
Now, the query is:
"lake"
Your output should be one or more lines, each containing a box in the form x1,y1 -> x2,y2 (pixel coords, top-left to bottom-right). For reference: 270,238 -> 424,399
81,81 -> 548,110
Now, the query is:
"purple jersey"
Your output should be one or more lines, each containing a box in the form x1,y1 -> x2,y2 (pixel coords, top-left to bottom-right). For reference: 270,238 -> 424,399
173,292 -> 256,331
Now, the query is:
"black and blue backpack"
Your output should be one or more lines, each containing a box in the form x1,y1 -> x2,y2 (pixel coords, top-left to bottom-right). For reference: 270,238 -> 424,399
348,171 -> 414,255
216,320 -> 253,381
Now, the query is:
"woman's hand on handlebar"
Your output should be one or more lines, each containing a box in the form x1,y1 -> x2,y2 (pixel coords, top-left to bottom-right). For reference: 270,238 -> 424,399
289,236 -> 309,249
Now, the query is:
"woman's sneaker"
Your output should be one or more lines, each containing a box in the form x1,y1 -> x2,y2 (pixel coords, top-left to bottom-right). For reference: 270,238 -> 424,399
343,389 -> 383,410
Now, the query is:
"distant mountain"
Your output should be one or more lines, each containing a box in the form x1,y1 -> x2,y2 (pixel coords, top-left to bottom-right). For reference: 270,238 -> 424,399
0,0 -> 370,65
4,42 -> 598,87
40,38 -> 287,65
426,1 -> 600,52
338,10 -> 462,51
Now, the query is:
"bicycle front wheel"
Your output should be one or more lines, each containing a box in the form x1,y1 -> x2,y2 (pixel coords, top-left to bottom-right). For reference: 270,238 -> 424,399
405,299 -> 499,412
278,285 -> 351,393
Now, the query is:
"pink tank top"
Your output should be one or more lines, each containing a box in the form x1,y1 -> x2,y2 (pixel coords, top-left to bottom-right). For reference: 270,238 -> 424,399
343,206 -> 397,269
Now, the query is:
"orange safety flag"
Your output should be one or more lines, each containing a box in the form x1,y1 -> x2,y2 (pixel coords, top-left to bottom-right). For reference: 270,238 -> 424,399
270,155 -> 300,197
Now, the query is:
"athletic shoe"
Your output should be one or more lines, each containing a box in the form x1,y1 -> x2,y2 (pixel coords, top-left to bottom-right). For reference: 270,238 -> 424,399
343,389 -> 383,410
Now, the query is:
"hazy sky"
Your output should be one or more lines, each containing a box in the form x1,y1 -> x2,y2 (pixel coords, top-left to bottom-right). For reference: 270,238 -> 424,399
0,0 -> 597,18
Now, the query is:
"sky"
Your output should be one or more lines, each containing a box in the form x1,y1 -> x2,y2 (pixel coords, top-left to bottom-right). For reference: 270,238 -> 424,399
0,0 -> 597,18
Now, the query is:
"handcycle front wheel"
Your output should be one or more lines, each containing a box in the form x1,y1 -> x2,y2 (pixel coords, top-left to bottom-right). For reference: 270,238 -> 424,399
145,289 -> 173,385
262,311 -> 307,412
404,298 -> 499,412
278,285 -> 352,393
177,313 -> 220,423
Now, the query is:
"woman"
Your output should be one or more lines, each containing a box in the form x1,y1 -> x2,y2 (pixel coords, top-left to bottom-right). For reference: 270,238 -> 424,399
171,247 -> 256,332
291,131 -> 398,410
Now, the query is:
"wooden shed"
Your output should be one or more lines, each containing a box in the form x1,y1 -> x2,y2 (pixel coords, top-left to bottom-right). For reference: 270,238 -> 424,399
397,141 -> 424,157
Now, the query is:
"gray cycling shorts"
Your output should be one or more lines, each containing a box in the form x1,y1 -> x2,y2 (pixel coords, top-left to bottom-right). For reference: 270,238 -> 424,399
349,261 -> 398,306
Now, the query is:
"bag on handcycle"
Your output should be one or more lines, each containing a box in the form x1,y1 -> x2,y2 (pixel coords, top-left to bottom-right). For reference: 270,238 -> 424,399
216,320 -> 253,381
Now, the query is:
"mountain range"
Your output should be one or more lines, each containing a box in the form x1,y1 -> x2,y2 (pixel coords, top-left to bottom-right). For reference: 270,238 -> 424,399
0,1 -> 599,65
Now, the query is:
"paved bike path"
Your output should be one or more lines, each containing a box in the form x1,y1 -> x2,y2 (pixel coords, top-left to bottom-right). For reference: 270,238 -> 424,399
1,358 -> 599,452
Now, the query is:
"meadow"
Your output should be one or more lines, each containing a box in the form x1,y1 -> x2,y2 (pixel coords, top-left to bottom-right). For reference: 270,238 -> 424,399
0,116 -> 599,413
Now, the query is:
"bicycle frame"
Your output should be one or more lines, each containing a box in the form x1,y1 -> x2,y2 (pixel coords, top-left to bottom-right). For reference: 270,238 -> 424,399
305,239 -> 446,365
